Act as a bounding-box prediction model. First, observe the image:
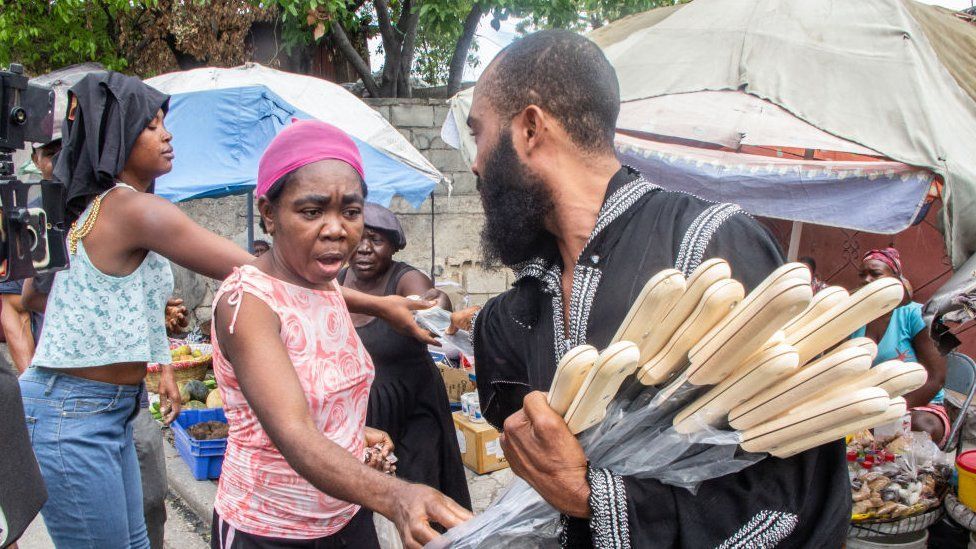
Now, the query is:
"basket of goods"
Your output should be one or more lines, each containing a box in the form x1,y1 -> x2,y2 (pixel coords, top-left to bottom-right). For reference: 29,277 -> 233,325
435,261 -> 934,548
847,430 -> 951,537
145,340 -> 213,393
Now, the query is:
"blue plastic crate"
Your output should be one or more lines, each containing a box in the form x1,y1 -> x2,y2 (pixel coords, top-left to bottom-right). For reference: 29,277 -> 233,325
171,408 -> 227,480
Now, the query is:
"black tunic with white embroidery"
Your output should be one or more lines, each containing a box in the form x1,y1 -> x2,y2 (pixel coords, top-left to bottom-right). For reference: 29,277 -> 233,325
473,167 -> 850,549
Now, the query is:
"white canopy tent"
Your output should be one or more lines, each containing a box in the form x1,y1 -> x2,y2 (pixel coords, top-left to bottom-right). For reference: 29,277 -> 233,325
443,0 -> 976,266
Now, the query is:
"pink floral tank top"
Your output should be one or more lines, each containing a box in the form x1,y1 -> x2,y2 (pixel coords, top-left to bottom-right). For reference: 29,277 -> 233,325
210,265 -> 374,539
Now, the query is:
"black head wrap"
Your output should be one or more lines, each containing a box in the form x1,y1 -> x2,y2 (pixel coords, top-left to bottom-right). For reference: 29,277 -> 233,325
54,71 -> 170,224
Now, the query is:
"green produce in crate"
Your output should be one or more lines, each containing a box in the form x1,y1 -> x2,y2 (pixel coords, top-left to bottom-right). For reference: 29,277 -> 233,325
185,400 -> 207,410
149,401 -> 162,420
204,378 -> 217,390
185,380 -> 209,402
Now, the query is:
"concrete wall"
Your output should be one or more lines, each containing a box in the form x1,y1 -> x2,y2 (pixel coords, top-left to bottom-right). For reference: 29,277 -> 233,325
173,98 -> 508,328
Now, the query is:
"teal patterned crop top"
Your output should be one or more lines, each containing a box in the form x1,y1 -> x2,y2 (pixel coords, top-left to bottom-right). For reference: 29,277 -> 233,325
31,184 -> 174,368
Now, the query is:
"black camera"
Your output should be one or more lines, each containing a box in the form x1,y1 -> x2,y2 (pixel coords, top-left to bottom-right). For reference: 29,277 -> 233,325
0,63 -> 68,282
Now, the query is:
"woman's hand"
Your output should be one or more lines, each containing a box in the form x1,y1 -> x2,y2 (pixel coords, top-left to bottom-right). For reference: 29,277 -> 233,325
157,364 -> 182,424
165,297 -> 189,335
379,295 -> 440,346
364,427 -> 397,474
384,483 -> 473,548
365,427 -> 394,456
446,306 -> 481,335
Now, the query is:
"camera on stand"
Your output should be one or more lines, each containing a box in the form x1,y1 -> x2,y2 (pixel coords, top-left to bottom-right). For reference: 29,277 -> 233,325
0,63 -> 68,282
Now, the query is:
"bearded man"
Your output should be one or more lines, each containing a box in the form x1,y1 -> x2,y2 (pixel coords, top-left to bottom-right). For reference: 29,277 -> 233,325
459,30 -> 850,547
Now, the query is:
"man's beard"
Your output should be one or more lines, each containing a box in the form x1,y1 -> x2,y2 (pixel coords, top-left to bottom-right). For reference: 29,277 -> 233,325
477,130 -> 556,269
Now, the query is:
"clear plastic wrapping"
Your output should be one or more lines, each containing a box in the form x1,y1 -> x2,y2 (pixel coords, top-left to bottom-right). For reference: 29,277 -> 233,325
428,379 -> 765,548
414,306 -> 474,358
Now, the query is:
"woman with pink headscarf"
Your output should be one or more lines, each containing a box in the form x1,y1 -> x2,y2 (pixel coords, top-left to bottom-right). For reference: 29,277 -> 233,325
209,120 -> 471,549
853,247 -> 949,445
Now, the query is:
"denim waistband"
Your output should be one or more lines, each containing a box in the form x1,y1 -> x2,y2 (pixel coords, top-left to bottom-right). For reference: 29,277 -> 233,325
21,366 -> 143,399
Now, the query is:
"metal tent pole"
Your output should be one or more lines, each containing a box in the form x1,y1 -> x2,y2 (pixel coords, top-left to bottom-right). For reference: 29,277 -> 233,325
788,221 -> 803,261
430,192 -> 436,285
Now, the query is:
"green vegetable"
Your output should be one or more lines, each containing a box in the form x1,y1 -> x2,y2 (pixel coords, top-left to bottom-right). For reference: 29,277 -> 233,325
204,379 -> 217,390
185,380 -> 209,402
179,384 -> 191,404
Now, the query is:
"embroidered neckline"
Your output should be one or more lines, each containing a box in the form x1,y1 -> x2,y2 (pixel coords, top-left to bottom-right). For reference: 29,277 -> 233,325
513,171 -> 659,360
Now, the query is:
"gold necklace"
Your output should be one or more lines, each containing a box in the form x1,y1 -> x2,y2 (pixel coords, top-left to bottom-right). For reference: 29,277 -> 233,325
68,194 -> 103,255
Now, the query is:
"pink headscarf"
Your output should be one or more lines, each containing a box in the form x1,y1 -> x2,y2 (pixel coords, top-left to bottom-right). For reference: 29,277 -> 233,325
256,119 -> 365,198
862,247 -> 903,276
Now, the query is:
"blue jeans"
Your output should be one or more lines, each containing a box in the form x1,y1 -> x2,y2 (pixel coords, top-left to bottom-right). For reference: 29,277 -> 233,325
20,367 -> 150,549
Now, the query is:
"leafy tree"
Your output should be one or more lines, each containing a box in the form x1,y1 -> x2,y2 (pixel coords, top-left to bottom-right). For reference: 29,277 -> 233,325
0,0 -> 133,73
0,0 -> 274,77
2,0 -> 681,96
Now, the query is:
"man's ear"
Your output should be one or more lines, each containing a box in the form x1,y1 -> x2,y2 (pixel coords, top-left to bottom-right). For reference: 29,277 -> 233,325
513,105 -> 547,155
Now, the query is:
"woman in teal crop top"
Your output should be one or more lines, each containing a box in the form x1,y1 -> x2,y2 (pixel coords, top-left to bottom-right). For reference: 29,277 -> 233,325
855,248 -> 948,446
19,72 -> 439,549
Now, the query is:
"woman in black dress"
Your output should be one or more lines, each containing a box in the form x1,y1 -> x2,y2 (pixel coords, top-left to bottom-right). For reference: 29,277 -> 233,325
339,203 -> 471,510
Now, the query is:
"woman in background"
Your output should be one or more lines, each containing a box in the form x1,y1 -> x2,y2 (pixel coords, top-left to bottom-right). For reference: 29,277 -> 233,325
853,247 -> 949,444
339,203 -> 471,511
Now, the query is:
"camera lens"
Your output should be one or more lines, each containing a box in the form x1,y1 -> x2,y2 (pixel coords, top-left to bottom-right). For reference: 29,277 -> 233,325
10,107 -> 27,125
26,225 -> 37,251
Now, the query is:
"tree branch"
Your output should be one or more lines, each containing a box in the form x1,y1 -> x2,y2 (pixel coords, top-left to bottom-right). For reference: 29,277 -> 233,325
397,0 -> 419,96
447,2 -> 483,95
330,21 -> 381,97
99,0 -> 119,45
374,0 -> 400,94
373,0 -> 399,52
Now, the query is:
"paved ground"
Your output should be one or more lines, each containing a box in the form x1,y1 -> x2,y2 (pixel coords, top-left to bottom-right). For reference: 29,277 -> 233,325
5,342 -> 516,548
18,465 -> 512,549
18,495 -> 209,549
16,406 -> 512,549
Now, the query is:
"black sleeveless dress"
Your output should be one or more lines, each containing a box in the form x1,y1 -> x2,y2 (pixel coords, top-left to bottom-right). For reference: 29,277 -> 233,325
339,262 -> 471,509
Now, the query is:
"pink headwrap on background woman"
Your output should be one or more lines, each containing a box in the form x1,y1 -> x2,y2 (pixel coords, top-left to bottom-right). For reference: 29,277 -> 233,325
863,247 -> 912,297
863,247 -> 903,276
256,119 -> 365,198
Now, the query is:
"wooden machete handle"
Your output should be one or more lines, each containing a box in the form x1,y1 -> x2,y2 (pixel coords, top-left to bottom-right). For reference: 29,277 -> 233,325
638,278 -> 744,386
739,387 -> 890,453
728,345 -> 873,431
766,398 -> 907,458
674,343 -> 799,433
637,259 -> 730,364
611,269 -> 685,345
547,345 -> 600,416
564,342 -> 641,435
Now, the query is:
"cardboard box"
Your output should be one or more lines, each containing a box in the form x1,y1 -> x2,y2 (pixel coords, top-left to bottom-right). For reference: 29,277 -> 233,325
453,411 -> 508,474
440,364 -> 476,403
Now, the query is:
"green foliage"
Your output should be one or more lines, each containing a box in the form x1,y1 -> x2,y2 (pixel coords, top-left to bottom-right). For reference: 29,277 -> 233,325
0,0 -> 136,74
1,0 -> 681,90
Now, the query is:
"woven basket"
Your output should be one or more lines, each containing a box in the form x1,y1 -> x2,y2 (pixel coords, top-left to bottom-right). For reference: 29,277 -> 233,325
145,343 -> 213,393
946,492 -> 976,531
848,507 -> 944,538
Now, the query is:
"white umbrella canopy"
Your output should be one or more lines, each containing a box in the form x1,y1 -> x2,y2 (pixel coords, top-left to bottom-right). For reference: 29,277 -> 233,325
147,63 -> 443,188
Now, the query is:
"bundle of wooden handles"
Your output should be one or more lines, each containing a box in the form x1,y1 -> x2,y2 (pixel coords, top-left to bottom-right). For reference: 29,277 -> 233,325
547,259 -> 925,459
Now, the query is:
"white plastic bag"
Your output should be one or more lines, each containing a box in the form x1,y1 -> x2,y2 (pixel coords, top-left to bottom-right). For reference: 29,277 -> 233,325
374,512 -> 404,549
428,382 -> 764,548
